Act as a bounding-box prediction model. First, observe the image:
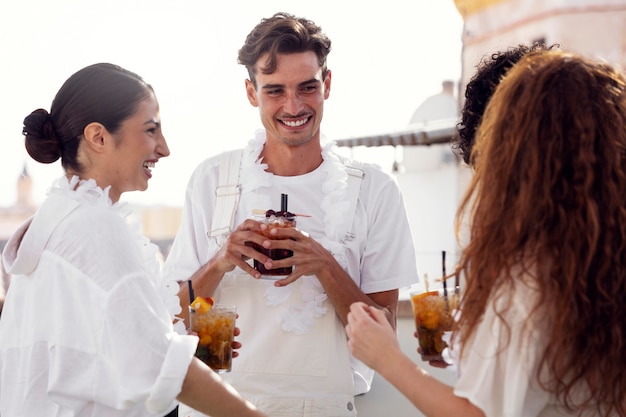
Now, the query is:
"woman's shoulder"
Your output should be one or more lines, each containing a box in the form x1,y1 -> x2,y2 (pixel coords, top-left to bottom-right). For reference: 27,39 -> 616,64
44,177 -> 135,244
71,202 -> 131,235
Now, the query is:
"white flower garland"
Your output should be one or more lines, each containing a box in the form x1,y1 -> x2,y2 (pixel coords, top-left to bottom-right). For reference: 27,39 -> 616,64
233,130 -> 355,334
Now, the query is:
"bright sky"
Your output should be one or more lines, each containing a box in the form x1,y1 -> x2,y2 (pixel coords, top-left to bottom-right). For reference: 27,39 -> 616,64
0,0 -> 463,207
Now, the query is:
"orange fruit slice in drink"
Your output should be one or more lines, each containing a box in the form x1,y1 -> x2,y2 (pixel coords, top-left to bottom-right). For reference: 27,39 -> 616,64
190,296 -> 214,314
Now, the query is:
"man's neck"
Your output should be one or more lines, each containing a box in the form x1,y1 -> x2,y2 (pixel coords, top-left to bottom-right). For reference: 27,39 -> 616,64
260,141 -> 323,176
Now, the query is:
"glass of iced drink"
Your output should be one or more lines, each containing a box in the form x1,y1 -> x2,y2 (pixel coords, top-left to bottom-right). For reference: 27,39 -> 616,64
248,209 -> 296,277
189,297 -> 237,373
410,289 -> 455,362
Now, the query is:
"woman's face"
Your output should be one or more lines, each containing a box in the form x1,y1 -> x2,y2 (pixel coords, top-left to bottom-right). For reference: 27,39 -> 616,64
103,94 -> 169,201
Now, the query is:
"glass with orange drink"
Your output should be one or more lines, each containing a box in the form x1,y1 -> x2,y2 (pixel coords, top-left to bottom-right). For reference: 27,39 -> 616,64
410,288 -> 457,361
189,297 -> 237,373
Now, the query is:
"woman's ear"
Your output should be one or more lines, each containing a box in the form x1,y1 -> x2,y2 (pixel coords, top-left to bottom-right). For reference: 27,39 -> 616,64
82,122 -> 108,153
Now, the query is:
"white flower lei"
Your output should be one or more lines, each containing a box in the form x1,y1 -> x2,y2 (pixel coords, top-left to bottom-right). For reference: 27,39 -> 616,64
233,130 -> 355,334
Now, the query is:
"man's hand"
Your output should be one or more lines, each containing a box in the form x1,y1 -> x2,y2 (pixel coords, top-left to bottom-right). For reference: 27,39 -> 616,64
211,218 -> 271,279
257,226 -> 399,327
262,226 -> 333,286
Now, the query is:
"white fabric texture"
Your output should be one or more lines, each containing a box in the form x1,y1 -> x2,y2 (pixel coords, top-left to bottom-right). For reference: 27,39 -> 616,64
164,131 -> 418,416
0,176 -> 197,417
453,278 -> 594,417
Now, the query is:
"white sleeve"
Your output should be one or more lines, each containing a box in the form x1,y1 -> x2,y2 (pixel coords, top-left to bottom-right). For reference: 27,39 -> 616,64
358,168 -> 418,293
163,158 -> 221,286
453,290 -> 551,417
97,274 -> 197,412
46,272 -> 198,413
44,208 -> 198,413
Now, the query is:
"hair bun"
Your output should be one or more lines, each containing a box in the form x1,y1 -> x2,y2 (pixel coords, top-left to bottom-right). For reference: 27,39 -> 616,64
23,108 -> 62,164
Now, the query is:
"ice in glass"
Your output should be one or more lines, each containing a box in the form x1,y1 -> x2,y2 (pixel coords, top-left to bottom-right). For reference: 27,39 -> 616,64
189,297 -> 237,373
410,289 -> 457,362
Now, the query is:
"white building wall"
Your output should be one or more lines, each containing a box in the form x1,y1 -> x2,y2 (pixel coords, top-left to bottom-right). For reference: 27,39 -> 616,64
398,145 -> 462,284
458,0 -> 626,92
389,0 -> 626,290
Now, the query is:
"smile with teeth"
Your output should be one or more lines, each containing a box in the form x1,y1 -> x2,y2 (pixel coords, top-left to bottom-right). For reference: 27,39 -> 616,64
281,116 -> 310,127
143,161 -> 155,172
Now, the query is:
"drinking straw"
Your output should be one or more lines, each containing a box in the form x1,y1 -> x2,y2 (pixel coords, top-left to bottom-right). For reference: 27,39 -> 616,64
188,280 -> 195,305
442,250 -> 448,298
281,193 -> 288,212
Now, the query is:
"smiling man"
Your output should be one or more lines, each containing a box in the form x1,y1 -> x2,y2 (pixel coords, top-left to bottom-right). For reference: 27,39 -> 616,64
164,12 -> 418,417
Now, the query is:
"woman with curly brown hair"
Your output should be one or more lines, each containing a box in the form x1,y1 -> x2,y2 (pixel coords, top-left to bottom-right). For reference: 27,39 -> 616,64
346,49 -> 626,417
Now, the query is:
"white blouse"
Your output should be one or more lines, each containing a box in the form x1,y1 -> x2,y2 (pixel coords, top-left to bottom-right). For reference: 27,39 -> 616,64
0,176 -> 197,417
454,279 -> 594,417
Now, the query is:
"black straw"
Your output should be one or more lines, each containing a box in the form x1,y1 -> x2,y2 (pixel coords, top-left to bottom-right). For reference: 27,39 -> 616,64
442,250 -> 448,298
188,280 -> 195,304
281,193 -> 288,212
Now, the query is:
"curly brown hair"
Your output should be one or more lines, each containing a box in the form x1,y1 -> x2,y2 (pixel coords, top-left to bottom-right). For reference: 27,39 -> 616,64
454,42 -> 558,166
454,50 -> 626,416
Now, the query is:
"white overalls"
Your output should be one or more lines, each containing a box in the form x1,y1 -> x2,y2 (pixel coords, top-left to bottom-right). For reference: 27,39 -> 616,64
180,149 -> 363,417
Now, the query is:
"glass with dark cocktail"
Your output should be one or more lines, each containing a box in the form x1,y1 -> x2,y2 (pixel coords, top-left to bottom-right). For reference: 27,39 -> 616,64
248,209 -> 296,276
246,194 -> 297,278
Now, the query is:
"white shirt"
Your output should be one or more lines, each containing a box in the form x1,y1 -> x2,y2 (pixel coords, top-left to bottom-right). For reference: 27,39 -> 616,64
0,177 -> 197,417
454,278 -> 596,417
165,133 -> 419,416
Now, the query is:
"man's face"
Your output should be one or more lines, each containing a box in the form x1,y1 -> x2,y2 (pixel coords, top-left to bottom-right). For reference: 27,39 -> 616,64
245,51 -> 331,147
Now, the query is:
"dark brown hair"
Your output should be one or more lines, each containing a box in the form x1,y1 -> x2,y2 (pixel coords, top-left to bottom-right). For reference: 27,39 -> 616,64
237,12 -> 331,87
22,63 -> 154,173
455,50 -> 626,416
454,42 -> 558,165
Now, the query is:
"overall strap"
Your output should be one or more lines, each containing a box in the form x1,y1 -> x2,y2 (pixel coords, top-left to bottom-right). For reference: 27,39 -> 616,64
208,151 -> 364,242
344,165 -> 365,240
208,149 -> 243,240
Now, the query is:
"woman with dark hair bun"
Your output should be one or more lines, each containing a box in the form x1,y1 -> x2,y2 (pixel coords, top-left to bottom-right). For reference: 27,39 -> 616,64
22,63 -> 158,182
0,63 -> 267,417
